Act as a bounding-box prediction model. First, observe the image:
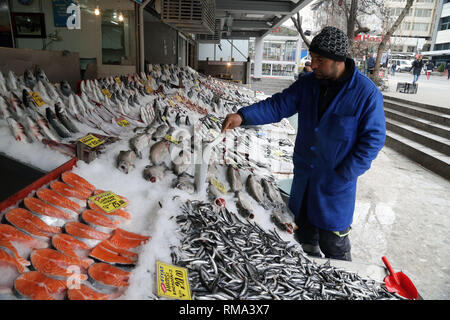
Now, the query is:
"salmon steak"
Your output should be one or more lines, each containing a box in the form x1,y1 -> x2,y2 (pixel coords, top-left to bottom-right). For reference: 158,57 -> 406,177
51,234 -> 94,268
88,262 -> 130,289
30,248 -> 88,280
36,188 -> 81,215
87,200 -> 131,221
89,240 -> 138,265
4,208 -> 61,240
61,171 -> 96,192
14,271 -> 67,300
0,247 -> 26,273
50,181 -> 91,200
108,228 -> 151,249
0,224 -> 48,267
81,210 -> 121,233
68,284 -> 111,300
23,197 -> 72,227
64,222 -> 110,247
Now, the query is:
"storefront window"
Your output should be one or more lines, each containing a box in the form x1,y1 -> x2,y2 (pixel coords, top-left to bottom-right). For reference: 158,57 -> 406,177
101,10 -> 135,65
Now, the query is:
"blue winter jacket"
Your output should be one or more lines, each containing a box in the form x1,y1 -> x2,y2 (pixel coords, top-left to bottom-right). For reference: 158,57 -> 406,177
238,65 -> 386,231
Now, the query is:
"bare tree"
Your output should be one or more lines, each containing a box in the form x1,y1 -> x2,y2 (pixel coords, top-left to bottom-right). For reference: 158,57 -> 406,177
372,0 -> 416,80
291,0 -> 370,51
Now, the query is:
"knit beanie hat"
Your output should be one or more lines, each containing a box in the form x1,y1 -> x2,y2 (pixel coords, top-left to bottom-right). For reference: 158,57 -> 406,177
309,26 -> 349,62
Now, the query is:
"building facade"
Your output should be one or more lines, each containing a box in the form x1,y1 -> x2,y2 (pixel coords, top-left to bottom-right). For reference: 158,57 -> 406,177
386,0 -> 439,53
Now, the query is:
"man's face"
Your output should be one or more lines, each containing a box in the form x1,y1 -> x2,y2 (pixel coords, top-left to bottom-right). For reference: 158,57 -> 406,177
310,52 -> 340,80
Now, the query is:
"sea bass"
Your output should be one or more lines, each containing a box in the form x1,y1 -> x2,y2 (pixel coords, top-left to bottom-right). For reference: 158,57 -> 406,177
116,150 -> 137,174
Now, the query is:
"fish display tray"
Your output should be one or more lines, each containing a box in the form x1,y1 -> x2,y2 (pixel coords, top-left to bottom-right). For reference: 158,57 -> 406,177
0,157 -> 77,214
161,0 -> 216,35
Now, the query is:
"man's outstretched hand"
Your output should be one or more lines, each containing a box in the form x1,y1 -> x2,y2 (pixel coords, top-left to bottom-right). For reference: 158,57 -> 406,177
221,113 -> 243,133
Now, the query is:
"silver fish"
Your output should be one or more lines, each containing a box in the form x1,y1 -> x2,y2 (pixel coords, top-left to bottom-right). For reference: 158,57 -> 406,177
173,174 -> 195,194
227,165 -> 243,192
45,107 -> 71,139
172,150 -> 191,176
236,191 -> 255,219
23,69 -> 36,90
152,123 -> 169,140
129,132 -> 152,159
149,140 -> 170,165
6,117 -> 31,143
55,102 -> 79,133
246,174 -> 266,206
261,178 -> 283,205
271,206 -> 297,234
143,164 -> 166,183
117,150 -> 137,174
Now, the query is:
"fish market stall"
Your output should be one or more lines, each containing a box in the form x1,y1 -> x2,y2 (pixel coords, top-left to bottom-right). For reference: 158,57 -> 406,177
0,65 -> 401,300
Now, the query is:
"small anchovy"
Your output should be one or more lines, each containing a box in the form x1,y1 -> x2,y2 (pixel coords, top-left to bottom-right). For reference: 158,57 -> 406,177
171,200 -> 401,301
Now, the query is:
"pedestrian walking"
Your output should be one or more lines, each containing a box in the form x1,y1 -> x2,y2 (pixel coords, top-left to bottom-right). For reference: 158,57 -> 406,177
221,26 -> 386,262
411,55 -> 424,85
367,54 -> 375,75
447,61 -> 450,80
426,61 -> 434,80
391,61 -> 397,76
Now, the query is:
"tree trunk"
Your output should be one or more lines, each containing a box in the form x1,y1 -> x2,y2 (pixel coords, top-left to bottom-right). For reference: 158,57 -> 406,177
372,0 -> 415,80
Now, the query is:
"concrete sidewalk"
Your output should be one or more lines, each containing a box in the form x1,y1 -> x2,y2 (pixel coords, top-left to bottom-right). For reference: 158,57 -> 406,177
384,72 -> 450,109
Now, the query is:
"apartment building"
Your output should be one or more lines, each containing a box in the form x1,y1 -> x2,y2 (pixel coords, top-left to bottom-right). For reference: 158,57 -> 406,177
386,0 -> 439,53
426,0 -> 450,66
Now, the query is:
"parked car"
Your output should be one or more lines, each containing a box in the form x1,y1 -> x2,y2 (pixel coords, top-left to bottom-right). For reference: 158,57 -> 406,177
392,59 -> 413,72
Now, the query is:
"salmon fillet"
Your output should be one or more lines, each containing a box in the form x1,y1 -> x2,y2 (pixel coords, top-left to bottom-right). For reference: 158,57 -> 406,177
108,228 -> 151,249
61,171 -> 96,192
88,262 -> 130,288
30,248 -> 88,280
14,271 -> 67,300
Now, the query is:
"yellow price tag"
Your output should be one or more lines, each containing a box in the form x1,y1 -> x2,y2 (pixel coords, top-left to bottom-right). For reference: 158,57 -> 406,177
114,77 -> 122,85
210,177 -> 226,194
101,89 -> 112,99
89,191 -> 127,214
164,134 -> 179,144
78,134 -> 105,149
30,92 -> 45,107
169,99 -> 174,107
145,85 -> 153,94
116,118 -> 130,127
156,261 -> 191,300
176,95 -> 182,102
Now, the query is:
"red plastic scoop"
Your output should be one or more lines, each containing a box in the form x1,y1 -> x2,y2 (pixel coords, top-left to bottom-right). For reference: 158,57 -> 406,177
382,256 -> 418,300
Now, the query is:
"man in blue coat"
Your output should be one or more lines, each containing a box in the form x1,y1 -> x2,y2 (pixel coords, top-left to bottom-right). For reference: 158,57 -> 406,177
221,27 -> 386,261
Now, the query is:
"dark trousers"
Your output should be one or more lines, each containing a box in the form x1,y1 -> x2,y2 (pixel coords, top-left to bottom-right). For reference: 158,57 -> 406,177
294,186 -> 352,261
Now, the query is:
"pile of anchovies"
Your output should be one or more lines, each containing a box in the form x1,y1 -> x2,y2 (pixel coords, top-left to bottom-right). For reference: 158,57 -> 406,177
171,200 -> 403,300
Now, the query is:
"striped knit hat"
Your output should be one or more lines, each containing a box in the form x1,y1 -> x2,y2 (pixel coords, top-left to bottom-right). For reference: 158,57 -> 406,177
309,26 -> 349,62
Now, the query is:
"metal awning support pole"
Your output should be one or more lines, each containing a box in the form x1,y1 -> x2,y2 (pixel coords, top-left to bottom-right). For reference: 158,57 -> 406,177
139,0 -> 153,74
254,36 -> 264,80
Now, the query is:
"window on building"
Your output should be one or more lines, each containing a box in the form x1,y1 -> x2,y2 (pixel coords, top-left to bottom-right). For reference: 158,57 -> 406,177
435,43 -> 450,51
402,22 -> 411,30
412,22 -> 429,32
101,10 -> 136,65
414,9 -> 432,17
407,46 -> 416,52
440,17 -> 450,31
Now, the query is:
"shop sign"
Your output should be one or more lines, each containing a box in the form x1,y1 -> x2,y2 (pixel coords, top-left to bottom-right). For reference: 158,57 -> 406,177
89,191 -> 127,214
156,261 -> 191,300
